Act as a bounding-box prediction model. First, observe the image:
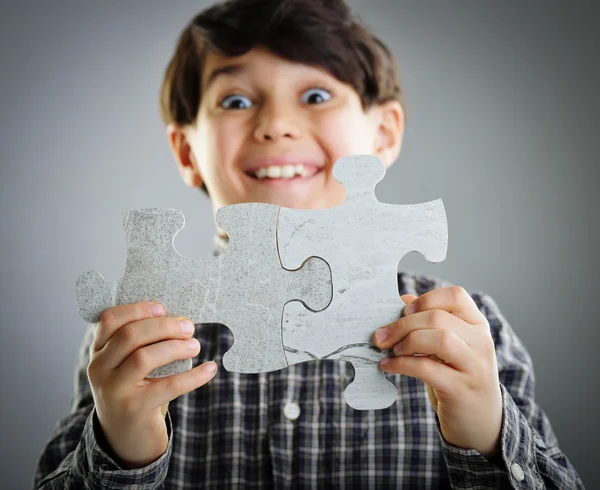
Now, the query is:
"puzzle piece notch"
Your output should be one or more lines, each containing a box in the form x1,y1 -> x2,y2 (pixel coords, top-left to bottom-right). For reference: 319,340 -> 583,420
332,154 -> 385,203
216,205 -> 332,313
345,364 -> 398,410
76,205 -> 333,378
277,154 -> 448,410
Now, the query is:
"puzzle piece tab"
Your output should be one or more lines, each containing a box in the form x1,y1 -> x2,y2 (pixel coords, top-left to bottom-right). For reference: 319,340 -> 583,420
277,155 -> 448,410
76,204 -> 332,378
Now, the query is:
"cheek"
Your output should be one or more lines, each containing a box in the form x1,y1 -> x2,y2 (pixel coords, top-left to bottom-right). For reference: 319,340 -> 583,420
197,117 -> 246,173
317,112 -> 375,158
209,119 -> 237,153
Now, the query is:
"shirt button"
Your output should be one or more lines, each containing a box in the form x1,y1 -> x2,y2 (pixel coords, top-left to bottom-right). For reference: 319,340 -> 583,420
283,402 -> 301,421
510,462 -> 525,482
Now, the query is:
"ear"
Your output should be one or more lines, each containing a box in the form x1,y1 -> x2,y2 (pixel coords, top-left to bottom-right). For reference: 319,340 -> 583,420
372,100 -> 405,169
166,123 -> 204,189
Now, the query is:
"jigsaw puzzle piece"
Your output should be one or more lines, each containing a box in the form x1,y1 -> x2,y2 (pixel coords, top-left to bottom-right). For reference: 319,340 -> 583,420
277,155 -> 448,410
76,208 -> 211,378
212,204 -> 332,374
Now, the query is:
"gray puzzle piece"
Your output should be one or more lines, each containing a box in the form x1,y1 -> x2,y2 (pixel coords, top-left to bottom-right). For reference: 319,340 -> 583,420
277,155 -> 448,410
76,204 -> 332,378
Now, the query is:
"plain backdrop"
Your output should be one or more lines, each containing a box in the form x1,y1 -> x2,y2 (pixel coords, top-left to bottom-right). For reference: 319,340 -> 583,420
1,1 -> 598,487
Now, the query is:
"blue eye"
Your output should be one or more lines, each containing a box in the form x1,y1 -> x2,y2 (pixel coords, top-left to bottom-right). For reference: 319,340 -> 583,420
221,94 -> 253,109
301,88 -> 331,105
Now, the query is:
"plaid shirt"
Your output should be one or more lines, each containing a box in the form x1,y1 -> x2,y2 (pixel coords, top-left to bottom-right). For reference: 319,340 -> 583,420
35,240 -> 584,489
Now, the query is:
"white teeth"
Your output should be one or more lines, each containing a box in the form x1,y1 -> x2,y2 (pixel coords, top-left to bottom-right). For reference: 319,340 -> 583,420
252,163 -> 312,179
281,165 -> 295,179
266,166 -> 281,178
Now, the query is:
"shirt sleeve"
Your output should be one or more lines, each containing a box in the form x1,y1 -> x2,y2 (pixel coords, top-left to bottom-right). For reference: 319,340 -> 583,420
33,323 -> 173,489
438,292 -> 585,489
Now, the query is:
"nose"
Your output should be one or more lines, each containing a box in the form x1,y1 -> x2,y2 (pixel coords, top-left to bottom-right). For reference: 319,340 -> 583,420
253,103 -> 301,142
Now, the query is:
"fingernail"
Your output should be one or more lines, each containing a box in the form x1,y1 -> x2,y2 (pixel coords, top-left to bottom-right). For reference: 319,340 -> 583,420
205,361 -> 218,373
180,320 -> 194,334
380,358 -> 391,366
185,338 -> 199,350
404,302 -> 416,315
374,328 -> 389,343
151,303 -> 165,317
393,342 -> 402,355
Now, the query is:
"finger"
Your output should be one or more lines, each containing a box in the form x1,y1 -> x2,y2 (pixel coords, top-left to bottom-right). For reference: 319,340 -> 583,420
402,286 -> 485,324
144,361 -> 218,408
391,328 -> 475,372
92,302 -> 167,352
400,294 -> 417,308
96,316 -> 196,370
380,354 -> 459,394
374,309 -> 474,350
115,337 -> 201,383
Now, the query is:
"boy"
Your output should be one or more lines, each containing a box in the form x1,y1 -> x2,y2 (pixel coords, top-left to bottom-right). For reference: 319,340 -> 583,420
34,0 -> 584,488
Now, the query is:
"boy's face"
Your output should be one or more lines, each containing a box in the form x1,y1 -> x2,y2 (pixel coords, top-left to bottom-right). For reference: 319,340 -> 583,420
169,46 -> 404,214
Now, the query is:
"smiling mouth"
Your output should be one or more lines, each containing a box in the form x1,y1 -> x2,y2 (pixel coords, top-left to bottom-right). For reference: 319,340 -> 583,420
244,163 -> 321,181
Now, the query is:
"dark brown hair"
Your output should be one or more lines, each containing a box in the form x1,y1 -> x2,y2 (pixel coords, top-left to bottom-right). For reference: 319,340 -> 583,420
159,0 -> 405,126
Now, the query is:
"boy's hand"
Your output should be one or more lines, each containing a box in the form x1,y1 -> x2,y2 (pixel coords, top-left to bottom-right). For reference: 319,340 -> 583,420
87,302 -> 218,469
373,287 -> 503,459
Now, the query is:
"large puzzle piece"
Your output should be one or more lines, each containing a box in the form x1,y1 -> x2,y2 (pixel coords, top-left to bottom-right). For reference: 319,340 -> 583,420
76,204 -> 332,377
277,155 -> 448,410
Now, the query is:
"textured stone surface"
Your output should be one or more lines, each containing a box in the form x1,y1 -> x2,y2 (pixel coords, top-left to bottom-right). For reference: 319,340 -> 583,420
76,204 -> 332,377
277,155 -> 448,410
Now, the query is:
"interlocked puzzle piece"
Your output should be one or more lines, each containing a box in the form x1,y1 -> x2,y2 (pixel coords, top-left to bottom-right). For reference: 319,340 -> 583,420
277,155 -> 448,410
75,155 -> 448,410
76,203 -> 332,377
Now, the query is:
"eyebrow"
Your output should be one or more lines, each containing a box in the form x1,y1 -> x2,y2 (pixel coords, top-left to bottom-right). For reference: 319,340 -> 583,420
204,64 -> 246,91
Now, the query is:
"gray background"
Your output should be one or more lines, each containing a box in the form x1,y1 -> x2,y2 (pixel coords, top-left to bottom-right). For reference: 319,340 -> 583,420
1,1 -> 597,487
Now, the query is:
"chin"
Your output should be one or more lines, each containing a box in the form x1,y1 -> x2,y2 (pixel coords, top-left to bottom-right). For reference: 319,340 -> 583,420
278,196 -> 344,210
